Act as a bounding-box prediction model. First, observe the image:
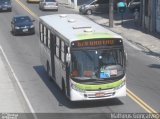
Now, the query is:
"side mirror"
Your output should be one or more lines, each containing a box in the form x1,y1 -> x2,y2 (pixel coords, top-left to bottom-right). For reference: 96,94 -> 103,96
66,53 -> 71,64
92,2 -> 96,5
124,51 -> 128,67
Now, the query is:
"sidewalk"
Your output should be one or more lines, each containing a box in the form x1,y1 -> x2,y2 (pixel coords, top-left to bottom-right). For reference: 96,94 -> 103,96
0,48 -> 25,113
58,0 -> 160,58
88,13 -> 160,58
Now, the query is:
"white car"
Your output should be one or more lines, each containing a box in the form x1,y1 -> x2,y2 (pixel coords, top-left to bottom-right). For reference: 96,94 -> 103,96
128,0 -> 140,12
39,0 -> 58,11
27,0 -> 40,3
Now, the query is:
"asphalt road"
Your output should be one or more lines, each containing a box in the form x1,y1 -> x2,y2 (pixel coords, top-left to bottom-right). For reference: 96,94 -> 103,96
0,0 -> 160,116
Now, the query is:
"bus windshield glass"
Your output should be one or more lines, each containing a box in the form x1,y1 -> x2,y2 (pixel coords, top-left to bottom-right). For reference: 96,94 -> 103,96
70,49 -> 125,82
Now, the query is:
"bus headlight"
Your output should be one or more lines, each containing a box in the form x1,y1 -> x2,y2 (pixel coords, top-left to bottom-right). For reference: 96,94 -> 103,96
30,25 -> 34,28
15,26 -> 20,29
114,81 -> 125,90
71,83 -> 85,93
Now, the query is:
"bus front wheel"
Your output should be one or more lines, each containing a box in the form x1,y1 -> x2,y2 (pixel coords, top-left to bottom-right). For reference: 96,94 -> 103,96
47,62 -> 52,81
62,79 -> 67,97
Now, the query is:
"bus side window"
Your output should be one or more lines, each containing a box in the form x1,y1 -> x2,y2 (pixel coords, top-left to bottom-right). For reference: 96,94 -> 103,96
43,26 -> 47,46
40,23 -> 44,43
45,28 -> 48,47
59,39 -> 61,60
48,29 -> 50,48
64,45 -> 68,64
56,36 -> 60,58
50,33 -> 56,54
65,45 -> 68,54
61,40 -> 65,62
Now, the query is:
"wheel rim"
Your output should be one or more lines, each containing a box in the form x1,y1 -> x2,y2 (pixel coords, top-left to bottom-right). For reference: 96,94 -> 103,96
13,29 -> 16,35
87,10 -> 92,15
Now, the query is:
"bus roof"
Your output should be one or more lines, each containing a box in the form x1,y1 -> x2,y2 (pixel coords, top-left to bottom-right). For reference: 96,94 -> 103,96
39,14 -> 122,42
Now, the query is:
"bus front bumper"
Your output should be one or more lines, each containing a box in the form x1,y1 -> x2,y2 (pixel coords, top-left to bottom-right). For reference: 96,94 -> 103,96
70,84 -> 126,101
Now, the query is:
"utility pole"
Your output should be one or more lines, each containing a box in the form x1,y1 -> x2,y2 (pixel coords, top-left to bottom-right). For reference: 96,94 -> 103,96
74,0 -> 77,9
109,0 -> 114,28
140,0 -> 144,28
68,0 -> 71,5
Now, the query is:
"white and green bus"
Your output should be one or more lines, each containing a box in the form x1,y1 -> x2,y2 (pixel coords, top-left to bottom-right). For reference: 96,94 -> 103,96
39,14 -> 127,101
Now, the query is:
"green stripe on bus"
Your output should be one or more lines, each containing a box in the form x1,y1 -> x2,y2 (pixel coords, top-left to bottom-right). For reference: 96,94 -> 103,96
74,79 -> 123,90
77,33 -> 113,40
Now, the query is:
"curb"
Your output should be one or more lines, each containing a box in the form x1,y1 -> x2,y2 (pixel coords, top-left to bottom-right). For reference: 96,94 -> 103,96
0,46 -> 36,119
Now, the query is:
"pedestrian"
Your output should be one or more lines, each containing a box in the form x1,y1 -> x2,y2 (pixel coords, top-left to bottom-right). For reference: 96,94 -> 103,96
117,0 -> 127,8
117,0 -> 127,14
133,9 -> 139,26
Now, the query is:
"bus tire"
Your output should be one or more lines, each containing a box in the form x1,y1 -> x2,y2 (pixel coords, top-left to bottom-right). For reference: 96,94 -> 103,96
62,79 -> 67,97
47,62 -> 52,81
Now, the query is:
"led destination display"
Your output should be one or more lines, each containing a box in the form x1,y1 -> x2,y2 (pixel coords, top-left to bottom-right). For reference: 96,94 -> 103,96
71,39 -> 122,48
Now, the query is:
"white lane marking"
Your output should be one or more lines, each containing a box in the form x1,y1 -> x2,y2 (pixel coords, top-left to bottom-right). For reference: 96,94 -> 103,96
0,46 -> 37,119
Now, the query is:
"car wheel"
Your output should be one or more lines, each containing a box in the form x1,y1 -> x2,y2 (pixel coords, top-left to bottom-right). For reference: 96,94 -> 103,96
39,5 -> 41,10
86,9 -> 92,15
40,6 -> 45,11
79,11 -> 82,14
12,28 -> 16,36
40,7 -> 44,11
12,30 -> 16,36
31,31 -> 35,35
9,8 -> 12,12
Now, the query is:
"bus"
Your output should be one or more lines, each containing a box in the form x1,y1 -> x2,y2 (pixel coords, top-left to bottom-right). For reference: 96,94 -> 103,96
39,14 -> 127,101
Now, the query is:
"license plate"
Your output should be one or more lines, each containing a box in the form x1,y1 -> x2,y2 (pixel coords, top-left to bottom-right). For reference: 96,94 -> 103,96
48,5 -> 54,7
2,8 -> 7,10
95,92 -> 105,97
23,29 -> 28,32
47,3 -> 54,5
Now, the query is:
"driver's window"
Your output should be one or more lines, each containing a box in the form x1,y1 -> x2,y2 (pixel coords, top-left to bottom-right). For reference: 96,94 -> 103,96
91,2 -> 96,5
100,51 -> 116,65
135,0 -> 140,2
95,0 -> 101,4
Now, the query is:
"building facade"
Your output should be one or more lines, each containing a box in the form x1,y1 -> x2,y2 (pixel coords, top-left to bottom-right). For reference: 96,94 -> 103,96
156,0 -> 160,33
141,0 -> 160,34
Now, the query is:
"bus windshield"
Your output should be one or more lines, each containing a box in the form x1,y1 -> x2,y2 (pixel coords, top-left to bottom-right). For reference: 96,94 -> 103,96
70,49 -> 125,82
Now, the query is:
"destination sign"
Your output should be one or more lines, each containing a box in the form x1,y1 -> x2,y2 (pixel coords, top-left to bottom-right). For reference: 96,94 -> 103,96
71,39 -> 122,48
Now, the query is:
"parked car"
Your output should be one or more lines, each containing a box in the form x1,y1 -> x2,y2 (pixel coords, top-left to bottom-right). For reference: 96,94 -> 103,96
39,0 -> 58,11
0,0 -> 12,12
128,0 -> 141,12
27,0 -> 40,3
79,0 -> 109,15
11,16 -> 35,36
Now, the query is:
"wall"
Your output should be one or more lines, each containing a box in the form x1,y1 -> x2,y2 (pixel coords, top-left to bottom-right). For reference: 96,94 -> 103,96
156,0 -> 160,33
141,0 -> 159,34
